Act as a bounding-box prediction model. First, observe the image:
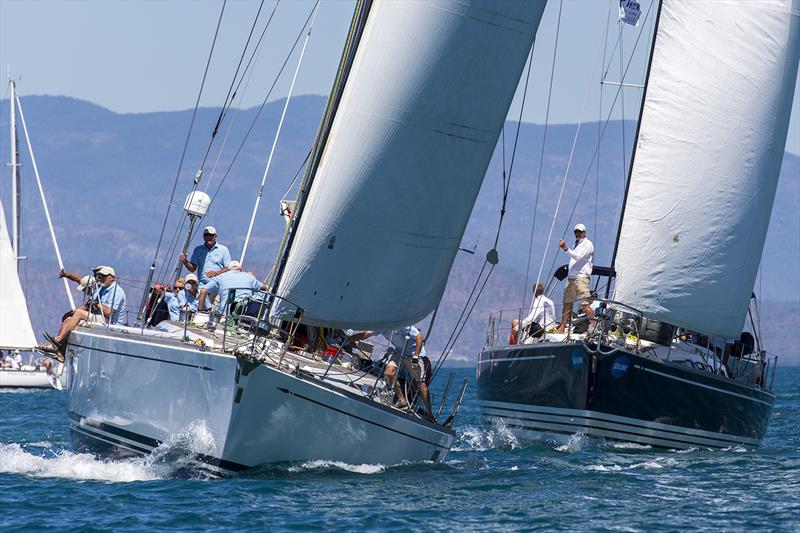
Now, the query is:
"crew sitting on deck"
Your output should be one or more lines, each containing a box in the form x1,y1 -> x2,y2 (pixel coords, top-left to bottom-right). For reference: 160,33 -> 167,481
556,223 -> 595,333
347,326 -> 435,422
511,282 -> 556,344
160,273 -> 199,322
41,266 -> 127,360
178,225 -> 232,287
197,261 -> 267,315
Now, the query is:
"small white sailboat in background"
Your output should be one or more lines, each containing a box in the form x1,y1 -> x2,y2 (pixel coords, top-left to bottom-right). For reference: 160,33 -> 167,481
1,79 -> 75,390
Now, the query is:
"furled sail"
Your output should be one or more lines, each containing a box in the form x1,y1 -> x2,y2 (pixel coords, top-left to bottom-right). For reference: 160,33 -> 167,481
0,196 -> 36,349
613,0 -> 800,338
275,0 -> 546,329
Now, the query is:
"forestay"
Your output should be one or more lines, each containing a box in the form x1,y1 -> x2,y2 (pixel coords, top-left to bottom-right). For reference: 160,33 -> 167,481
276,0 -> 546,329
0,197 -> 36,349
614,0 -> 800,338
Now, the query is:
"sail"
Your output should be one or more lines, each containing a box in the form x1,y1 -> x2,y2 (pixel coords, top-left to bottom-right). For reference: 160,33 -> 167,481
0,196 -> 36,349
275,0 -> 546,329
613,0 -> 800,338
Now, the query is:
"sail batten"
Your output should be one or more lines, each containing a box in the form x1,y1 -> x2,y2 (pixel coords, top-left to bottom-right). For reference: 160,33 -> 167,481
613,0 -> 800,338
275,0 -> 546,329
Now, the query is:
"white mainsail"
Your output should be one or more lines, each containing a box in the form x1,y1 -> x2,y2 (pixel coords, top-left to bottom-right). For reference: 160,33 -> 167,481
0,196 -> 36,349
276,0 -> 547,329
613,0 -> 800,339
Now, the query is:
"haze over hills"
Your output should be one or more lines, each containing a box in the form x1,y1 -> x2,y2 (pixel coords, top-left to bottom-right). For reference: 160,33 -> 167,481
2,95 -> 798,365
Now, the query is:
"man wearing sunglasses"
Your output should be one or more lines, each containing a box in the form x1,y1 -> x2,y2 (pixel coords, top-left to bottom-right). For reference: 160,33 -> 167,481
42,265 -> 126,360
556,223 -> 594,333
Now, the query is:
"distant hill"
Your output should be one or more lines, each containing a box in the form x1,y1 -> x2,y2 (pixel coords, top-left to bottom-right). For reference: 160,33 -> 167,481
2,95 -> 798,364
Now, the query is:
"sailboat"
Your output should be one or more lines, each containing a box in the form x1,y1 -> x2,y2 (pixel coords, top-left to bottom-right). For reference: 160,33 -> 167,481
1,80 -> 68,391
64,0 -> 548,472
477,0 -> 800,449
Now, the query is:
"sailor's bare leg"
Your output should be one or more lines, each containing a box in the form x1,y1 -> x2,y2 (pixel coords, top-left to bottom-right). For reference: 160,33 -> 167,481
419,382 -> 434,420
56,308 -> 89,343
557,304 -> 571,333
581,303 -> 594,320
385,364 -> 407,406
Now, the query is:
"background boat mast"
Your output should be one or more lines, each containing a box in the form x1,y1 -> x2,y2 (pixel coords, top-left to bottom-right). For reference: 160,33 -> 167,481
8,79 -> 22,273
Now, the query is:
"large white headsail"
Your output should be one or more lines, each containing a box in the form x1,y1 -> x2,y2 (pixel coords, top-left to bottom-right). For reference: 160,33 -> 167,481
613,0 -> 800,338
0,197 -> 36,349
275,0 -> 546,329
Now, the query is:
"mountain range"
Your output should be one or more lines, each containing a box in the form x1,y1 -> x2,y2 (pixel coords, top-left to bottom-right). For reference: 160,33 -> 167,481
2,95 -> 798,364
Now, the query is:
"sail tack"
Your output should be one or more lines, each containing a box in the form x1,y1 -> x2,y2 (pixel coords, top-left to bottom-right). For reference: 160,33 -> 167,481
614,0 -> 800,338
276,0 -> 546,329
0,197 -> 37,349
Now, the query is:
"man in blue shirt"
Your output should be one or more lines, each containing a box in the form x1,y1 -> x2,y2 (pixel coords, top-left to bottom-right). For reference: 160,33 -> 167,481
162,273 -> 199,322
43,265 -> 126,360
178,226 -> 232,285
197,261 -> 266,315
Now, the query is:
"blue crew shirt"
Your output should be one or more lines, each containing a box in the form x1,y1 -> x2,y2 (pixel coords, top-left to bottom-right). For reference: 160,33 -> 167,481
202,270 -> 263,314
93,281 -> 127,325
190,242 -> 232,284
164,290 -> 197,321
376,326 -> 426,358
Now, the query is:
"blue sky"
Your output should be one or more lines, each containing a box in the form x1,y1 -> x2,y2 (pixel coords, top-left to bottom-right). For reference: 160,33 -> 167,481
1,0 -> 798,155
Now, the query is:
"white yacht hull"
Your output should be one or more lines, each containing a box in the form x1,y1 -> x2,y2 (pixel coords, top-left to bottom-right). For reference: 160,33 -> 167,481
0,367 -> 59,389
67,328 -> 454,472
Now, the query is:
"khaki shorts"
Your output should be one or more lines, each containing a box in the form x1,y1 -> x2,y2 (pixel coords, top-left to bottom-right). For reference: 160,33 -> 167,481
386,353 -> 426,383
564,276 -> 590,308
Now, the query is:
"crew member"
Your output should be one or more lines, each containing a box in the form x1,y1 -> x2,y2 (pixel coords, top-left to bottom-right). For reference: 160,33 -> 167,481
556,223 -> 594,333
178,226 -> 232,285
197,261 -> 266,315
514,282 -> 556,342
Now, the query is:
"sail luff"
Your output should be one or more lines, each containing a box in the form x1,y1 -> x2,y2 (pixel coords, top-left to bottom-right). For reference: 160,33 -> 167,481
274,0 -> 547,329
613,0 -> 800,338
268,0 -> 374,299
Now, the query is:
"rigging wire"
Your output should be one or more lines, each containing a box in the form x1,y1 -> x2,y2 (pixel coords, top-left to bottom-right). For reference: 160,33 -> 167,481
433,38 -> 537,375
203,1 -> 319,221
538,0 -> 656,287
595,3 -> 612,246
138,0 -> 227,322
521,0 -> 563,311
241,3 -> 318,264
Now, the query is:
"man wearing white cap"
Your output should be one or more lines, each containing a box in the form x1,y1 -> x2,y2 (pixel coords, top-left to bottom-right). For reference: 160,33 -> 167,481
43,265 -> 126,359
178,225 -> 232,285
556,223 -> 594,333
162,273 -> 199,322
197,261 -> 266,315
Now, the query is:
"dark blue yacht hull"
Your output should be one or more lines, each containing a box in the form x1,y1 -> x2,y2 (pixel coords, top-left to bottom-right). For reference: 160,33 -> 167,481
477,343 -> 774,449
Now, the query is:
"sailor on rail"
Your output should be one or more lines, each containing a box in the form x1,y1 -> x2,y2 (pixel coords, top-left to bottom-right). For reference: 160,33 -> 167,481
556,223 -> 594,333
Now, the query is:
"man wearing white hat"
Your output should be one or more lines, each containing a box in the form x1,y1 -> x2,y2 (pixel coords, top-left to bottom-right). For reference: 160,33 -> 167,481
43,265 -> 126,359
197,261 -> 266,315
178,225 -> 232,285
162,273 -> 199,322
556,223 -> 595,333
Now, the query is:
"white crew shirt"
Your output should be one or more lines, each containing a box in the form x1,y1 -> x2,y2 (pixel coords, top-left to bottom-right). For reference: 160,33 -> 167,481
522,295 -> 556,330
567,237 -> 594,279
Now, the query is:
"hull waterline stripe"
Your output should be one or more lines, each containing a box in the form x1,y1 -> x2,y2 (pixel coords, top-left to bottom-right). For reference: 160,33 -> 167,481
71,343 -> 215,371
479,354 -> 556,364
276,387 -> 449,449
633,365 -> 773,406
70,423 -> 153,456
68,412 -> 249,472
478,400 -> 761,445
481,408 -> 750,448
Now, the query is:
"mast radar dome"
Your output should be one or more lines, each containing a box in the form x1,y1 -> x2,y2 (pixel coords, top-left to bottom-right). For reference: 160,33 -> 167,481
184,191 -> 210,217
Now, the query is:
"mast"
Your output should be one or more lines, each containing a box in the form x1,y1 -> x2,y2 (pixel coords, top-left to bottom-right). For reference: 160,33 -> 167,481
608,0 -> 663,279
267,0 -> 374,297
9,80 -> 22,272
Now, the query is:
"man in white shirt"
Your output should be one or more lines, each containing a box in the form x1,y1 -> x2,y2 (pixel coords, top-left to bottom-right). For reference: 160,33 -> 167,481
516,282 -> 556,341
557,223 -> 595,333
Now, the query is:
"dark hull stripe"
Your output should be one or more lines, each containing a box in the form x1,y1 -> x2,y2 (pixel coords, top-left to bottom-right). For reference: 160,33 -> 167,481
481,402 -> 756,445
276,387 -> 449,449
68,412 -> 249,472
634,364 -> 772,406
71,343 -> 214,371
482,409 -> 746,449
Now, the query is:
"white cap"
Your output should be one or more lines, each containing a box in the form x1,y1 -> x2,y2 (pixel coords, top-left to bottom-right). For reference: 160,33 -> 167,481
574,223 -> 587,233
93,265 -> 116,277
203,226 -> 217,235
228,260 -> 242,271
77,275 -> 95,291
185,273 -> 199,283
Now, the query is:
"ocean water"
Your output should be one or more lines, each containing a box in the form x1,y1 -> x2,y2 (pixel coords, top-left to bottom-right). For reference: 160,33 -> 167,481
1,367 -> 797,531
